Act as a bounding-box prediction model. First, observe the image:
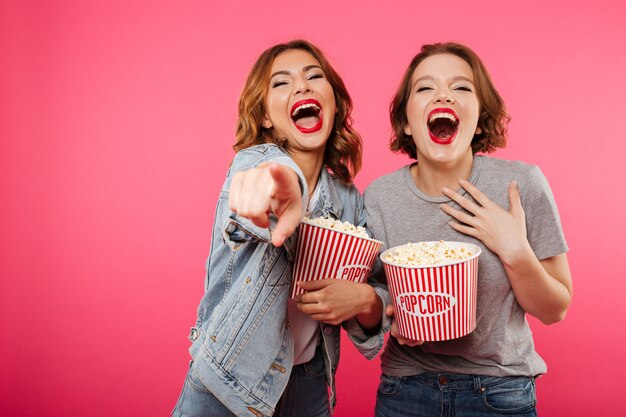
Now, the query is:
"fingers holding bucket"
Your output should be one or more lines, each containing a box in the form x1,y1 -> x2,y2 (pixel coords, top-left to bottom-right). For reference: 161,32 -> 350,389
385,305 -> 424,346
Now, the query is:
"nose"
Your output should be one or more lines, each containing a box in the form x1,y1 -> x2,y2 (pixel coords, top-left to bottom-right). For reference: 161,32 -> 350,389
293,76 -> 311,96
434,89 -> 455,104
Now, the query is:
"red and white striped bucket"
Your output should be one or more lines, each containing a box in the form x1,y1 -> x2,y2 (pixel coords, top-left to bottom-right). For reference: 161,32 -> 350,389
381,242 -> 481,341
291,220 -> 383,299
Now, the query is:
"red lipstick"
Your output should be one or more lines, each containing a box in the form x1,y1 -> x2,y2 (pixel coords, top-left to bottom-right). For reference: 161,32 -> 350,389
291,99 -> 323,134
427,108 -> 459,145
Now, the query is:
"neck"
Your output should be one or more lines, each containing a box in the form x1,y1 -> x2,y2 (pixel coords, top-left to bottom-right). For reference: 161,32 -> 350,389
288,148 -> 325,196
411,153 -> 474,196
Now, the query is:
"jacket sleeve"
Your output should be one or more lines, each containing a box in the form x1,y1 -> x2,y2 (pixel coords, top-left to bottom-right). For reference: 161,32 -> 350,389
343,280 -> 392,360
342,187 -> 392,360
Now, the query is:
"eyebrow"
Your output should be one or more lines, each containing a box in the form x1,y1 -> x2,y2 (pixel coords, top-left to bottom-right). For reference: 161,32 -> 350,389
270,65 -> 323,80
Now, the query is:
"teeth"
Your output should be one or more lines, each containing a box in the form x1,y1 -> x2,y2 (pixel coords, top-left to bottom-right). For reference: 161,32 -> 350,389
429,112 -> 457,124
292,103 -> 320,117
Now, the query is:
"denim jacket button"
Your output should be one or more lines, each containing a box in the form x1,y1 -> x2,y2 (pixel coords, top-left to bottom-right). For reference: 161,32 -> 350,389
246,406 -> 265,417
271,363 -> 286,373
323,326 -> 333,335
189,328 -> 199,341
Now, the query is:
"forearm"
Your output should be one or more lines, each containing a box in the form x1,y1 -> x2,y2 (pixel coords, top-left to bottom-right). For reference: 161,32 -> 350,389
501,244 -> 572,324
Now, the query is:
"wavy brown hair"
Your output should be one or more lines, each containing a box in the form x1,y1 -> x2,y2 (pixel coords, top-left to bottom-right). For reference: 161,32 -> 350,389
233,40 -> 362,183
390,42 -> 510,160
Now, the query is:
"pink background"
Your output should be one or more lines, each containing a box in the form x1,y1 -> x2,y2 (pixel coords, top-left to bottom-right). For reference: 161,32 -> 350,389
2,0 -> 625,416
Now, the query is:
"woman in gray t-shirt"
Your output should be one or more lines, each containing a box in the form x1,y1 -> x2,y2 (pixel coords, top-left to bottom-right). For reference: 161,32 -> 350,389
365,42 -> 572,417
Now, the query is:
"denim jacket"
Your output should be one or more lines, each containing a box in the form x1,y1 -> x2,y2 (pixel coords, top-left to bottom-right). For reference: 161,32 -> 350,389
186,144 -> 390,417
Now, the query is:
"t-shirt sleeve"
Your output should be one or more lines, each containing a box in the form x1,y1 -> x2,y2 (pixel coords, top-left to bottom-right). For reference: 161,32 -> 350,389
364,184 -> 387,248
520,165 -> 568,260
364,184 -> 388,283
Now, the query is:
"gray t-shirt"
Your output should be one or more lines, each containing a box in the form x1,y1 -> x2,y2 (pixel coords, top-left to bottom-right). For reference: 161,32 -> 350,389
364,155 -> 568,377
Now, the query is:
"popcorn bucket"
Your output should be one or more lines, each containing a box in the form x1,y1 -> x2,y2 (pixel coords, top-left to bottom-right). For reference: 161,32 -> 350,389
291,220 -> 383,298
381,242 -> 481,342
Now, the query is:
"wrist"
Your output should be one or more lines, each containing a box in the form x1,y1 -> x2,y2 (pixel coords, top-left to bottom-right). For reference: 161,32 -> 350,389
359,284 -> 377,314
499,240 -> 535,268
355,285 -> 383,331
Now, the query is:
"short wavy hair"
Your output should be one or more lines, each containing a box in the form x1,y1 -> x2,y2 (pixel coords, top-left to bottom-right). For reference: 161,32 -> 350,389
390,42 -> 510,159
233,39 -> 362,183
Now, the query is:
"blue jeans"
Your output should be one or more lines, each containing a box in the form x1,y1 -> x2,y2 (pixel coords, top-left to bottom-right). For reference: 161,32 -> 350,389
375,372 -> 537,417
172,346 -> 330,417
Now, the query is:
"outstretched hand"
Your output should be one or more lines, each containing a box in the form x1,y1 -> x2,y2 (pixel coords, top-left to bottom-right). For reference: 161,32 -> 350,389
440,179 -> 529,263
229,163 -> 303,247
386,305 -> 424,346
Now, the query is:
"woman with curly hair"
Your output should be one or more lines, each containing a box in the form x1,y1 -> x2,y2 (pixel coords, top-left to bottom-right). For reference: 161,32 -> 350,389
172,39 -> 389,417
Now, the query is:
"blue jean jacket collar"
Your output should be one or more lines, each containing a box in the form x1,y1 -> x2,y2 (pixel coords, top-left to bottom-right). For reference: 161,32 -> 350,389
310,168 -> 343,220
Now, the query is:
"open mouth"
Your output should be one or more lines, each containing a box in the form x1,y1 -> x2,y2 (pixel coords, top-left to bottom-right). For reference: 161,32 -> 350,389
428,109 -> 458,144
291,99 -> 323,133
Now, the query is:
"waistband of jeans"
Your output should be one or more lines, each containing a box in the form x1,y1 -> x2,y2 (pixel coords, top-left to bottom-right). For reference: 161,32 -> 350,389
412,372 -> 533,392
416,372 -> 480,390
